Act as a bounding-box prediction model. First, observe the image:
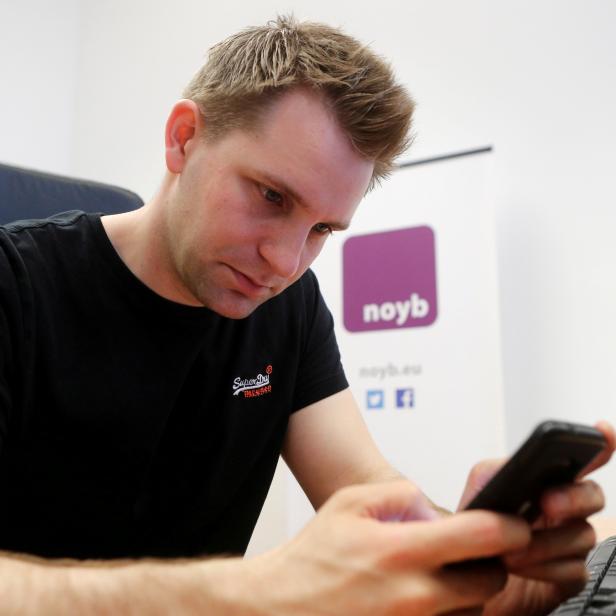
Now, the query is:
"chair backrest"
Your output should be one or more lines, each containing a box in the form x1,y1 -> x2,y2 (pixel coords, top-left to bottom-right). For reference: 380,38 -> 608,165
0,162 -> 143,225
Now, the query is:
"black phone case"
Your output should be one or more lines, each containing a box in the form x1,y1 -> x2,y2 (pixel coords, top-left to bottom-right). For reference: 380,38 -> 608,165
464,420 -> 606,520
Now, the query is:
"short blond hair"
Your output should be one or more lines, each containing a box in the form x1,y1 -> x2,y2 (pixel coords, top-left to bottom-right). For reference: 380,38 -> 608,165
183,16 -> 414,188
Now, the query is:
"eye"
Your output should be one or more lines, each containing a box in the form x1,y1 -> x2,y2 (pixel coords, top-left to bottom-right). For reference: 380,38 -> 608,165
262,187 -> 283,205
312,222 -> 333,236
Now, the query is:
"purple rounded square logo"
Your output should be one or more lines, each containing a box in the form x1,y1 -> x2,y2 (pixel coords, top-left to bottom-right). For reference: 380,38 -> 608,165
343,226 -> 438,332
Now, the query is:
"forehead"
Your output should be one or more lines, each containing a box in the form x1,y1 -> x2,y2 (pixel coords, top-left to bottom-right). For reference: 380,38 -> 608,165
217,88 -> 374,218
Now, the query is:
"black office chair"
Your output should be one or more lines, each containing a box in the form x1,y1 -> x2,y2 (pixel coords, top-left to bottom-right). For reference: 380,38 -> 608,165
0,162 -> 143,225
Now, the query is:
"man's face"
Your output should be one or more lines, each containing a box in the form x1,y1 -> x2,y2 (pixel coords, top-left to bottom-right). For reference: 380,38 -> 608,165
165,88 -> 374,319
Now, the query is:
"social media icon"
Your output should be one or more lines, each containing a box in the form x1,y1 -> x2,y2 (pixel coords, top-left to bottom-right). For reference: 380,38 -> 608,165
395,388 -> 414,408
366,390 -> 385,410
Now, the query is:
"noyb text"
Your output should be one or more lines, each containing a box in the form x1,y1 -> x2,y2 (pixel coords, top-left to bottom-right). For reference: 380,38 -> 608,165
362,293 -> 430,326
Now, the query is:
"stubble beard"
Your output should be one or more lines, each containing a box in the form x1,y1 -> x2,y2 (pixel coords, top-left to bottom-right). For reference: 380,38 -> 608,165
181,257 -> 268,319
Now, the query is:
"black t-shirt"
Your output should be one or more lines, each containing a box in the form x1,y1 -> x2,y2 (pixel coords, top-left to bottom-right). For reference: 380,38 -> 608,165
0,211 -> 347,559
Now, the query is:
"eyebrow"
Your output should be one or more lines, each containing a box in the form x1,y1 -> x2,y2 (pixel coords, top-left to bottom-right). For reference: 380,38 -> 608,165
258,172 -> 350,231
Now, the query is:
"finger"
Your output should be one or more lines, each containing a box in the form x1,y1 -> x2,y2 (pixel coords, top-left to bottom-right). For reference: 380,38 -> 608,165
381,564 -> 505,615
457,458 -> 505,510
505,557 -> 588,589
431,560 -> 508,613
386,510 -> 530,568
579,420 -> 615,476
540,480 -> 605,522
330,480 -> 441,522
504,520 -> 596,569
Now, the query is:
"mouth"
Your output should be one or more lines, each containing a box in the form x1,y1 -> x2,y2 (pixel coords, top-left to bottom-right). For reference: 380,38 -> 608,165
226,265 -> 273,299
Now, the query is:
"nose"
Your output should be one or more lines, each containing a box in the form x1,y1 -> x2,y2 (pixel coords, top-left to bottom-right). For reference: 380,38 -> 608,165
258,225 -> 310,280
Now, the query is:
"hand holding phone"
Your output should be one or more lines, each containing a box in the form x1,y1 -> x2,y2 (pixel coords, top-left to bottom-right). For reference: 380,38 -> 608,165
464,420 -> 607,521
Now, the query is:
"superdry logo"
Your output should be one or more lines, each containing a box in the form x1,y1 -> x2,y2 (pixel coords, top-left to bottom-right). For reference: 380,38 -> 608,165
233,364 -> 273,398
343,226 -> 438,332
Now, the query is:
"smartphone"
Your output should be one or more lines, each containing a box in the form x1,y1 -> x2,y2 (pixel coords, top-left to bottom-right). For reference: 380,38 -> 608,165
464,420 -> 606,521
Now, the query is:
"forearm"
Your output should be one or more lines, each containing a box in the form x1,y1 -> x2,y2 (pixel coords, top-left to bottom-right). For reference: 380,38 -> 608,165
0,552 -> 261,615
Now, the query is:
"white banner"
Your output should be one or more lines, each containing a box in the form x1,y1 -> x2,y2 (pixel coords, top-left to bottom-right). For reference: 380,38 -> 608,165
286,152 -> 506,533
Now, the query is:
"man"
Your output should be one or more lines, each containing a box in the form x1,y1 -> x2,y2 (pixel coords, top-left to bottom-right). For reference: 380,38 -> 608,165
0,15 -> 613,614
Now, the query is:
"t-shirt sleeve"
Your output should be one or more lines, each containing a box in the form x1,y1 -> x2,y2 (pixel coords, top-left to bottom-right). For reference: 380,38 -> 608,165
291,270 -> 348,412
0,235 -> 18,454
0,229 -> 31,455
0,307 -> 11,453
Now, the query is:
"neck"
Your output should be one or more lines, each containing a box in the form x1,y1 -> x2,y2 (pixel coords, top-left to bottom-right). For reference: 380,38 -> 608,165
101,185 -> 203,306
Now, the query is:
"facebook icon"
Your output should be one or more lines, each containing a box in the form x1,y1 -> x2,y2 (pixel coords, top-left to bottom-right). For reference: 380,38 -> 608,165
395,388 -> 414,408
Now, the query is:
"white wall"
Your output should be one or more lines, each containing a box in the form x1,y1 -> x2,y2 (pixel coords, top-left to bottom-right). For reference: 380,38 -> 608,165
2,0 -> 615,552
0,0 -> 80,174
487,3 -> 616,443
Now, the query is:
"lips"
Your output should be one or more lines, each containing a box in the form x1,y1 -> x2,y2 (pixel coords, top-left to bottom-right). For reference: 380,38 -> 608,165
227,265 -> 272,298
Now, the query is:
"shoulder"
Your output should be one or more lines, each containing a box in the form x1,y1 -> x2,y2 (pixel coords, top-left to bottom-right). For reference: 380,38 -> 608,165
296,268 -> 321,298
0,210 -> 98,272
0,211 -> 100,319
262,269 -> 327,329
1,210 -> 93,246
279,269 -> 322,310
241,270 -> 328,346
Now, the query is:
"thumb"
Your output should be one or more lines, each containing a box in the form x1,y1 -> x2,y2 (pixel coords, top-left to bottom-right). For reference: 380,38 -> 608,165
578,420 -> 615,476
457,459 -> 505,511
326,480 -> 440,522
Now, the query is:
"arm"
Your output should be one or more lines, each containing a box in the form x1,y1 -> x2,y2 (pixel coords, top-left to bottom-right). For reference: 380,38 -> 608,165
0,551 -> 248,615
282,388 -> 405,509
284,388 -> 616,615
0,482 -> 531,615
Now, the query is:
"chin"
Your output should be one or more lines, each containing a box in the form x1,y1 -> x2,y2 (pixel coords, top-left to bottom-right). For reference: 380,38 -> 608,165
218,306 -> 258,320
206,292 -> 264,320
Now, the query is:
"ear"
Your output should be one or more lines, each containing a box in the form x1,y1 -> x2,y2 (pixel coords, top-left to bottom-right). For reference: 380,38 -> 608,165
165,99 -> 203,174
